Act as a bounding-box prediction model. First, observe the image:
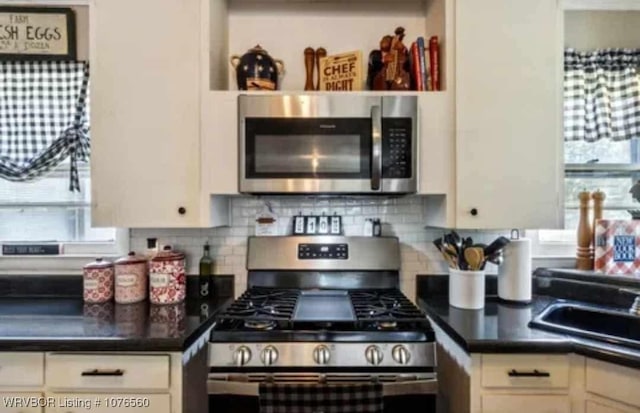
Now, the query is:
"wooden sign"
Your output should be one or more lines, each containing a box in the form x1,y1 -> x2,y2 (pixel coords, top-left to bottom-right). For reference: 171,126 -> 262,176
2,243 -> 61,256
0,7 -> 76,60
319,51 -> 363,91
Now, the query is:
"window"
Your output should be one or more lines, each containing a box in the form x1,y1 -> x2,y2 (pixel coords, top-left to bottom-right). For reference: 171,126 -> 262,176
0,61 -> 127,272
0,160 -> 128,272
533,47 -> 640,257
534,138 -> 639,256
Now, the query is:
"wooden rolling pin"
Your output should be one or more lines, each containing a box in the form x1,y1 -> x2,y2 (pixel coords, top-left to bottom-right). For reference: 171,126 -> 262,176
304,47 -> 315,91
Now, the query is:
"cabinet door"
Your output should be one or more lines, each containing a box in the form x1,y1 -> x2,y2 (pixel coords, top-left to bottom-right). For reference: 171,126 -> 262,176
0,393 -> 43,413
482,395 -> 570,413
91,0 -> 201,227
586,400 -> 636,413
45,394 -> 169,413
455,0 -> 562,229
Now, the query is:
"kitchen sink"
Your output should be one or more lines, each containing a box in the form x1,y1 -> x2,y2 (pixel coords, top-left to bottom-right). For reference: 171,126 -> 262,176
529,301 -> 640,350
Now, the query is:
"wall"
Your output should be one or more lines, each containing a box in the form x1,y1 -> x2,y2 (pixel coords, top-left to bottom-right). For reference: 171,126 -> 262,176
131,196 -> 502,300
565,11 -> 640,49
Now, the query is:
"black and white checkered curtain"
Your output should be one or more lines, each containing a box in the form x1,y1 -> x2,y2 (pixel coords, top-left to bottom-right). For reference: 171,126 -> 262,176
565,48 -> 640,142
0,61 -> 90,191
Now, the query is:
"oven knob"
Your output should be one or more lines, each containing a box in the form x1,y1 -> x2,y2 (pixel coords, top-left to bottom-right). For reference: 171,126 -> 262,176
392,345 -> 411,365
233,346 -> 252,366
365,345 -> 383,366
261,346 -> 279,366
313,345 -> 331,365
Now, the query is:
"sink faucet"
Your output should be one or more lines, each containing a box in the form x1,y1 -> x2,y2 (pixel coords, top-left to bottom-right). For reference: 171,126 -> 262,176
620,288 -> 640,316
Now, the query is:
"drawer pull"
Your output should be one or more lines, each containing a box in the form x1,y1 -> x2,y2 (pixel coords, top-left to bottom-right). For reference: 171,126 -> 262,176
508,369 -> 550,378
81,368 -> 124,377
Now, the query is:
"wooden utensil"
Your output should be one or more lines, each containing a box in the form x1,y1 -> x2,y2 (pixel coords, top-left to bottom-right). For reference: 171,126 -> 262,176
315,47 -> 327,90
464,247 -> 485,271
304,47 -> 315,91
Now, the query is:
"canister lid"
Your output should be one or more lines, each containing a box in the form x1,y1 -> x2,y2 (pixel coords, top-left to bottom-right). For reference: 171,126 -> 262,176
83,257 -> 114,269
151,245 -> 185,262
115,251 -> 147,265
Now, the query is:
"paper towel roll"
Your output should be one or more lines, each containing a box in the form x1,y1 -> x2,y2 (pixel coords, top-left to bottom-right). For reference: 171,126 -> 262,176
498,238 -> 532,303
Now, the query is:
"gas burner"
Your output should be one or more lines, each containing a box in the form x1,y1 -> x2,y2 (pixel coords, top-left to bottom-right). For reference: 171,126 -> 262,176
244,319 -> 277,330
376,321 -> 398,330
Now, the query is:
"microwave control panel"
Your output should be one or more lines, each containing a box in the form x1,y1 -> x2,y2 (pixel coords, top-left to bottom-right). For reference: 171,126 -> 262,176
298,244 -> 348,260
382,118 -> 412,179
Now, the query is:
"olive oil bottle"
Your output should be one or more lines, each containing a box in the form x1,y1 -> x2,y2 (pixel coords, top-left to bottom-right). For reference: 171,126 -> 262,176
199,242 -> 213,297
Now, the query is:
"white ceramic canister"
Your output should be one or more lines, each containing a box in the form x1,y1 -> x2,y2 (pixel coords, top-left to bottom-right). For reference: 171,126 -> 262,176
83,258 -> 115,303
449,268 -> 485,310
149,246 -> 186,305
114,251 -> 148,304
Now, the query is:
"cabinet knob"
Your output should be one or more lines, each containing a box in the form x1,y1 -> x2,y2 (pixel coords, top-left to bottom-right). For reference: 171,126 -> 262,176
178,207 -> 186,215
470,208 -> 478,216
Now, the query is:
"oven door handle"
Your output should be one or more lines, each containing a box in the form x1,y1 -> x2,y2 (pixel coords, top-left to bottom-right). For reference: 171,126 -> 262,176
371,105 -> 382,191
207,379 -> 438,397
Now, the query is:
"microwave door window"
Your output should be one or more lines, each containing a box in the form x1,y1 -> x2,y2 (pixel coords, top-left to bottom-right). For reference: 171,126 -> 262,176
255,135 -> 360,175
245,118 -> 371,179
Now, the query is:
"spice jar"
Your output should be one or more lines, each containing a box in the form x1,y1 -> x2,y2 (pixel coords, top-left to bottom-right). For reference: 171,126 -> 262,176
114,251 -> 148,304
83,258 -> 114,303
149,246 -> 186,305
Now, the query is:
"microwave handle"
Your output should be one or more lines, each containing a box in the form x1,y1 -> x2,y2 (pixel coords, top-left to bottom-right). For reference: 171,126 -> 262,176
371,105 -> 382,191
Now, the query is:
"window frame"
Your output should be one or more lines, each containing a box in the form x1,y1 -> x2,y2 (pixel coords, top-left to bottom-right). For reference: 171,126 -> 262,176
0,228 -> 129,275
532,140 -> 640,258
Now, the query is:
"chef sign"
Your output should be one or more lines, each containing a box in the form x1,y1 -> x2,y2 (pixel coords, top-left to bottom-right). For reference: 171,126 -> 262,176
0,7 -> 76,60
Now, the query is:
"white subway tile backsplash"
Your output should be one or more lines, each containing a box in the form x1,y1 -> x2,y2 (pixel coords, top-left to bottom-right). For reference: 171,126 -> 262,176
131,196 -> 450,296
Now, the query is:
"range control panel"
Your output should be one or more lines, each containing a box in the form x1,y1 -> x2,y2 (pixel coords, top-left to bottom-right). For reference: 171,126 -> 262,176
298,244 -> 348,260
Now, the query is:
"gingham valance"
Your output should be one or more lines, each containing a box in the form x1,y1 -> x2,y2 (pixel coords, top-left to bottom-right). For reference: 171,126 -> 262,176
0,61 -> 90,191
564,48 -> 640,142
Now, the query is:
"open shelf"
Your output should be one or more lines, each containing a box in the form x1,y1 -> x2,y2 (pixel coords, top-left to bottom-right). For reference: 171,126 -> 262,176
204,0 -> 449,93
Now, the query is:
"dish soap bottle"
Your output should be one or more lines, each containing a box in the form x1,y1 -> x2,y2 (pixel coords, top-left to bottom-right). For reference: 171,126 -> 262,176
199,242 -> 213,298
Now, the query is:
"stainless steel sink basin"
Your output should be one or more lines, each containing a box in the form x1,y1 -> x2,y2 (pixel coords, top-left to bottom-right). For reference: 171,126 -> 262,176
529,301 -> 640,350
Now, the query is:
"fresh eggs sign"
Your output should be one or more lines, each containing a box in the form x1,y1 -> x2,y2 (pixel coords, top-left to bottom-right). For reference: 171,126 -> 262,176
0,7 -> 76,60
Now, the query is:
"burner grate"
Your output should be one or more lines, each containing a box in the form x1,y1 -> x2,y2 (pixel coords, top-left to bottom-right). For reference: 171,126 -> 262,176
213,287 -> 430,332
214,287 -> 299,330
350,289 -> 426,322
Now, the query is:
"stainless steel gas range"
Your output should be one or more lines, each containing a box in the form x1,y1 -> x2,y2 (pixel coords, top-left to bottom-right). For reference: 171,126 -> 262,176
207,236 -> 437,413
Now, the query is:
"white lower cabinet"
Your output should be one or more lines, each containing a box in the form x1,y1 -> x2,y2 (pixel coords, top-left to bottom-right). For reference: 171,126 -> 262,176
44,394 -> 170,413
0,393 -> 43,413
482,395 -> 570,413
586,359 -> 640,410
586,400 -> 640,413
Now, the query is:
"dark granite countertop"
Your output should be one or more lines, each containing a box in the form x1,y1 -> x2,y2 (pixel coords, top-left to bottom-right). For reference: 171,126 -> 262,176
417,272 -> 640,369
0,275 -> 234,352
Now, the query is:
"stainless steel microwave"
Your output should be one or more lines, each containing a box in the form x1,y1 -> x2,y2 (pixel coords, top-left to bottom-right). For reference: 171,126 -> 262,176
238,94 -> 418,194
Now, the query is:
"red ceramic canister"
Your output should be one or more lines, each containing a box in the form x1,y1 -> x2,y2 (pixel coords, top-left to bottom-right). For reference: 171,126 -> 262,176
149,246 -> 186,305
114,251 -> 148,304
83,258 -> 115,303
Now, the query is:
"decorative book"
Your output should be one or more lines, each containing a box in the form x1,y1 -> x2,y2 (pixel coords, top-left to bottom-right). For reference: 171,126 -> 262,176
594,219 -> 640,275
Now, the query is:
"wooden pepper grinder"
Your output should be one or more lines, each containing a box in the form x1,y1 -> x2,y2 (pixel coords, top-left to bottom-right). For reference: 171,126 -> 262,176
592,190 -> 605,263
315,47 -> 327,91
576,191 -> 594,270
592,190 -> 605,233
303,47 -> 315,91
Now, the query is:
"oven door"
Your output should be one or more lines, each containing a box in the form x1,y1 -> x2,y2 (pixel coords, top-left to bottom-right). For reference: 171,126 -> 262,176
207,372 -> 438,413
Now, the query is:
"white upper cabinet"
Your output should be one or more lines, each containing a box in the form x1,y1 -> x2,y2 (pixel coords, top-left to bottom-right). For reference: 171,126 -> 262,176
91,0 -> 202,227
453,0 -> 563,229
